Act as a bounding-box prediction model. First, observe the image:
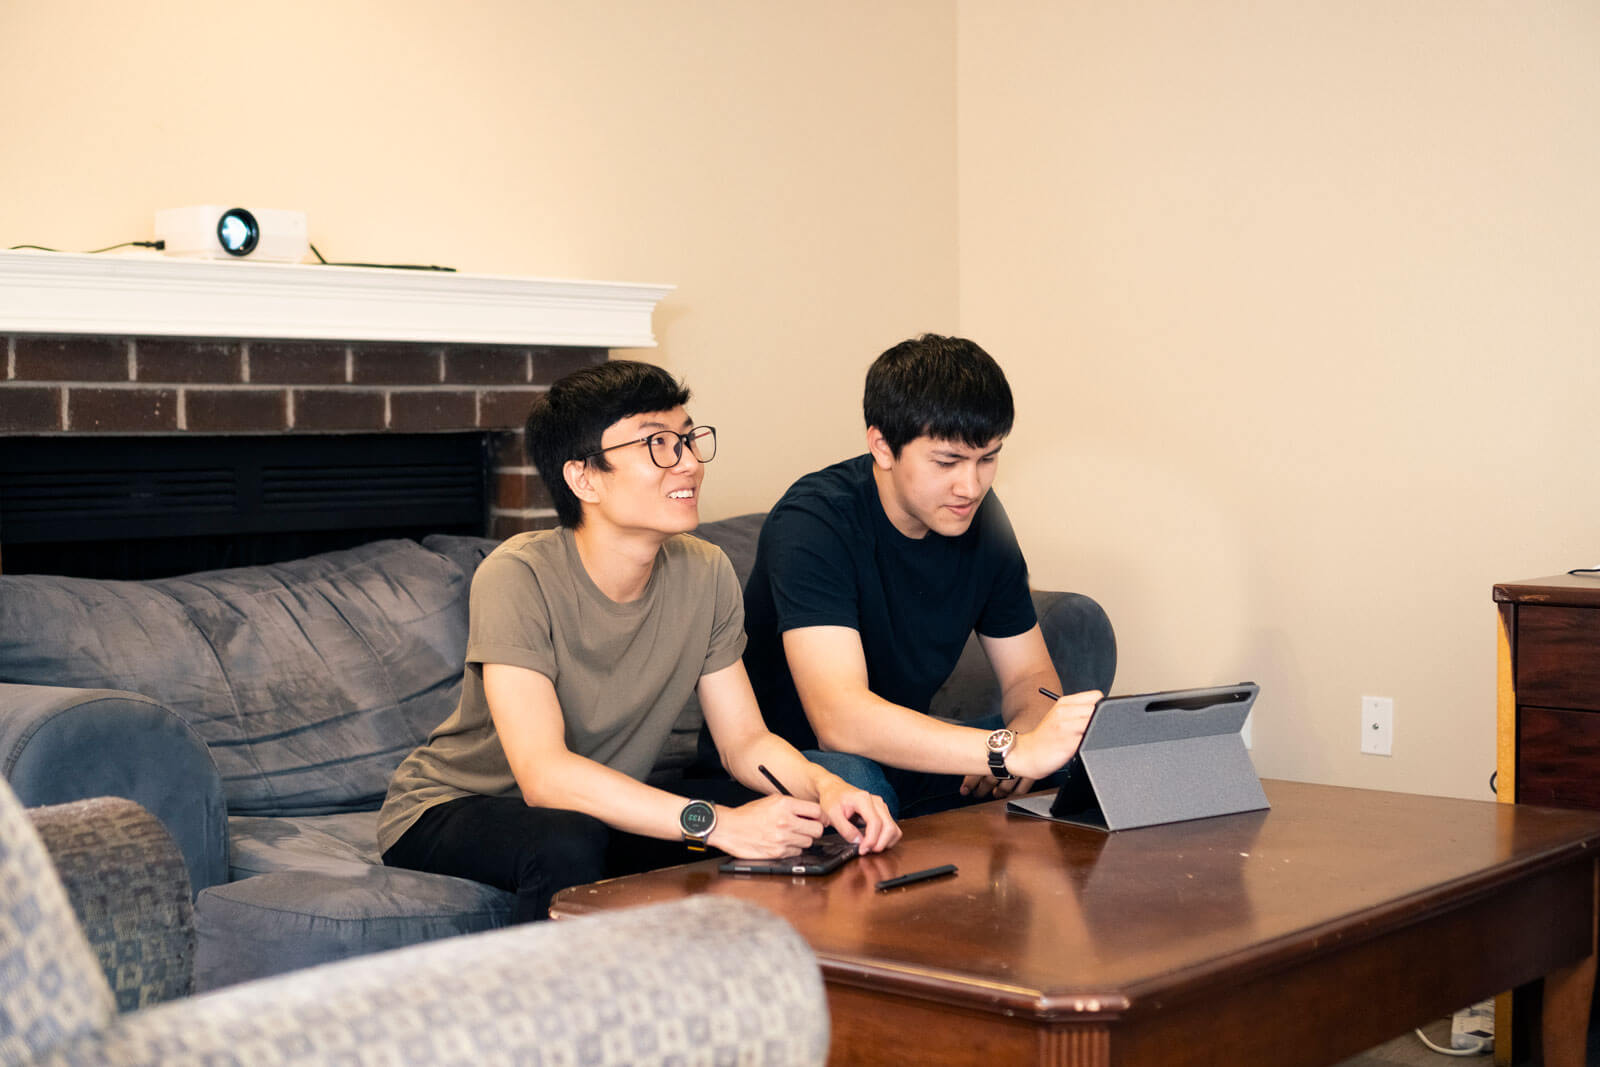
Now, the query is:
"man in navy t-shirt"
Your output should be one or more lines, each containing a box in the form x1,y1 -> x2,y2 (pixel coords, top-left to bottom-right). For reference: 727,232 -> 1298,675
743,334 -> 1102,819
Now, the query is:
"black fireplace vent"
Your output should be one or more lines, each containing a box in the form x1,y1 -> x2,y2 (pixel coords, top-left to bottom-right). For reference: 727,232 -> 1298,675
0,433 -> 491,579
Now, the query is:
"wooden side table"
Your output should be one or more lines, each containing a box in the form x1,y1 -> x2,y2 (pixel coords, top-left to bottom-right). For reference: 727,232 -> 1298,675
1494,572 -> 1600,1064
1495,574 -> 1600,810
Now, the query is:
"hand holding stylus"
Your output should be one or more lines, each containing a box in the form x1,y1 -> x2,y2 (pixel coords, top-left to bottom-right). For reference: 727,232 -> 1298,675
760,764 -> 897,853
1005,689 -> 1100,783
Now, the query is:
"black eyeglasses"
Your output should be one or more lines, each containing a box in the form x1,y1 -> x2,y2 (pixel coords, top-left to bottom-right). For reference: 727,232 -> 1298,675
583,425 -> 717,469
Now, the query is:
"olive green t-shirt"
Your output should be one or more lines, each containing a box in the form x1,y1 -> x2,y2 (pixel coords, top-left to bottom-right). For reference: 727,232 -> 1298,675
376,527 -> 746,854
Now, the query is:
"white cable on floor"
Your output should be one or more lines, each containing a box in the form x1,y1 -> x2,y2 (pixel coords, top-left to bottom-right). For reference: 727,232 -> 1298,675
1414,1027 -> 1488,1057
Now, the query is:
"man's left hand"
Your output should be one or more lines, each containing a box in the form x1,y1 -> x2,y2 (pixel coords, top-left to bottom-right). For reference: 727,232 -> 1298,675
817,779 -> 900,854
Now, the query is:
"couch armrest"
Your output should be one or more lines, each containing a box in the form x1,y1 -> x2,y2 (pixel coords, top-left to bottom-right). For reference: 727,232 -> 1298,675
76,896 -> 829,1066
931,589 -> 1117,722
0,684 -> 228,894
29,796 -> 195,1012
1033,590 -> 1117,696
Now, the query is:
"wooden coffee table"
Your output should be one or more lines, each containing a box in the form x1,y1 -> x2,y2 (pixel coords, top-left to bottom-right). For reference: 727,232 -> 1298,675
551,780 -> 1600,1066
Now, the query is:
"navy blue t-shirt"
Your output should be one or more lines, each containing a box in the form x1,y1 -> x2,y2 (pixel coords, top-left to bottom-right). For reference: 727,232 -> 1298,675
743,454 -> 1037,751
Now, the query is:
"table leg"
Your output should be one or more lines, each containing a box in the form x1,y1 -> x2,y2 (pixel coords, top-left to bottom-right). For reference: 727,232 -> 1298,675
1540,859 -> 1598,1067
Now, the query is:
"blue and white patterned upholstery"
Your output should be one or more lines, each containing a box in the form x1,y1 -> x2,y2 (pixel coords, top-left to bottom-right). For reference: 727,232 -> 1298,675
0,778 -> 116,1062
2,776 -> 829,1066
27,797 -> 194,1011
56,896 -> 828,1067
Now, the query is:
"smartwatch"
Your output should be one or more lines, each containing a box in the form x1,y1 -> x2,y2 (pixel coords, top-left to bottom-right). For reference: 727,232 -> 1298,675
986,728 -> 1017,780
679,799 -> 717,851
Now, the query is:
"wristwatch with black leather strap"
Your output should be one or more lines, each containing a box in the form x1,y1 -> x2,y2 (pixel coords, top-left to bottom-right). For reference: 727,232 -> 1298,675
986,728 -> 1017,780
679,799 -> 717,851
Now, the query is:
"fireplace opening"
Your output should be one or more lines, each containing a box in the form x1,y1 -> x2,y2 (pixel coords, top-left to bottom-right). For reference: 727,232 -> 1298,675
0,433 -> 493,580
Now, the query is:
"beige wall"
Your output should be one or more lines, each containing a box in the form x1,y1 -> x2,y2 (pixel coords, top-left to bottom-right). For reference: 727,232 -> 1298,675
0,0 -> 957,516
7,2 -> 1596,800
958,2 -> 1600,798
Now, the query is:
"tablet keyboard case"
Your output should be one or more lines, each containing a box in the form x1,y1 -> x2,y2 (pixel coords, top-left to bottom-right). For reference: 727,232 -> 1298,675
1008,683 -> 1269,832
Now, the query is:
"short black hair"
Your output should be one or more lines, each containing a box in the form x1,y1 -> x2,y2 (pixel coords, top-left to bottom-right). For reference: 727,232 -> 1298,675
863,334 -> 1014,455
524,360 -> 691,529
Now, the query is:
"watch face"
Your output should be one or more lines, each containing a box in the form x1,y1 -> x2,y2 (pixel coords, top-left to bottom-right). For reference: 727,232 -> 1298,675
680,800 -> 716,837
987,729 -> 1017,754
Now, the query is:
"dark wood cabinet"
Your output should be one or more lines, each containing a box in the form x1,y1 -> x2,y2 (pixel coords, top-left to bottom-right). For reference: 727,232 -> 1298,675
1493,575 -> 1600,1064
1496,575 -> 1600,811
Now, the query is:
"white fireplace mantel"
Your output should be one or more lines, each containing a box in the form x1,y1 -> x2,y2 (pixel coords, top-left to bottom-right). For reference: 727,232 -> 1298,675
0,250 -> 673,347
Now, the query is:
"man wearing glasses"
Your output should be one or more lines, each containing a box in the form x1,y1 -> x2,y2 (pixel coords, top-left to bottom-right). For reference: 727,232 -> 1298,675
379,360 -> 898,922
742,335 -> 1102,820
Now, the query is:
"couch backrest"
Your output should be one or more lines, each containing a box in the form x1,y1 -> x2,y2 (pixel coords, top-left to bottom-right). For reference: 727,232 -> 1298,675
0,540 -> 472,817
423,516 -> 768,588
689,513 -> 767,586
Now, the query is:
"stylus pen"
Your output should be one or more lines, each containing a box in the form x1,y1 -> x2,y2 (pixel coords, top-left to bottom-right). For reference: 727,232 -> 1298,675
757,764 -> 792,796
1039,687 -> 1061,701
760,764 -> 868,831
876,864 -> 957,891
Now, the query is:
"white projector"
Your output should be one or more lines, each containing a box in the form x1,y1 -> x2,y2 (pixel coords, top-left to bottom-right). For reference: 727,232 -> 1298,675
155,205 -> 309,263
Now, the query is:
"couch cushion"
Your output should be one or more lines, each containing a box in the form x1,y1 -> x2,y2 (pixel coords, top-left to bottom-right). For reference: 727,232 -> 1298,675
193,867 -> 514,991
205,811 -> 515,991
419,533 -> 499,583
0,540 -> 471,817
226,812 -> 384,881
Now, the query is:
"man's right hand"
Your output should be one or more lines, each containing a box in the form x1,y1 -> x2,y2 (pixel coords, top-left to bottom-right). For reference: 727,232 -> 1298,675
1006,690 -> 1101,782
710,794 -> 825,859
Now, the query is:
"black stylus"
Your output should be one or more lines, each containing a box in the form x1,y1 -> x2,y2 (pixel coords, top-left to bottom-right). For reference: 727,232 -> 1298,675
758,764 -> 792,796
760,764 -> 868,832
876,864 -> 957,891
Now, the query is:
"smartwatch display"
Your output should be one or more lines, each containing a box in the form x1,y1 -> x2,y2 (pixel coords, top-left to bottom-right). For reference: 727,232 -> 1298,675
679,799 -> 717,851
986,728 -> 1017,780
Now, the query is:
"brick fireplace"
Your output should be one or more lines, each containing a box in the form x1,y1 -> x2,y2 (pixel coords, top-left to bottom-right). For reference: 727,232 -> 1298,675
0,250 -> 672,575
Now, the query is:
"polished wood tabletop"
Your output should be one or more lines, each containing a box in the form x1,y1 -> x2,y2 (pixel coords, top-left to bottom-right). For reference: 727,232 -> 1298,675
553,780 -> 1600,1065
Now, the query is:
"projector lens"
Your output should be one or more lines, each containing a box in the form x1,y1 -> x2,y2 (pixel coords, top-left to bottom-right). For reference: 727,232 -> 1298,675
217,208 -> 260,257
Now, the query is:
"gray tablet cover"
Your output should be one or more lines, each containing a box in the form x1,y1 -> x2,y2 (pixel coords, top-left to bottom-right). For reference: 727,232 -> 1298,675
1008,683 -> 1268,832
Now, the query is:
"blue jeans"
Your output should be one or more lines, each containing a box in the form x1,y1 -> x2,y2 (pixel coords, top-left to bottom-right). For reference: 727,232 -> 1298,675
806,712 -> 1062,821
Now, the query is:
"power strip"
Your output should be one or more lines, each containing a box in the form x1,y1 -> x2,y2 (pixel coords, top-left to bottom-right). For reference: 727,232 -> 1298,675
1451,998 -> 1494,1051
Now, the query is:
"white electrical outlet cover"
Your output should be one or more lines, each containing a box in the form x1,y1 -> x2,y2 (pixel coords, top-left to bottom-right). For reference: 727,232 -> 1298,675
1361,696 -> 1393,756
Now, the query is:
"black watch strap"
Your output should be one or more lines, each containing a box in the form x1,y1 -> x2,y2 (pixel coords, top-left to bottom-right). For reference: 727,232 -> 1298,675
986,729 -> 1016,780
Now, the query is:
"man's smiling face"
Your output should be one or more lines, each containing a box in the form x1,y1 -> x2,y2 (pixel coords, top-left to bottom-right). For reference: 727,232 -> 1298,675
585,407 -> 705,536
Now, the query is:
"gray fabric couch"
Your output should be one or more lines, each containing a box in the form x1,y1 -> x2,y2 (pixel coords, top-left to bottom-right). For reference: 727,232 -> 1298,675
0,512 -> 1115,991
2,775 -> 830,1065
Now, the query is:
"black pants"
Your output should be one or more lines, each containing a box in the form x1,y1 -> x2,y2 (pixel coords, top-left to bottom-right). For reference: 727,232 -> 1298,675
382,777 -> 758,923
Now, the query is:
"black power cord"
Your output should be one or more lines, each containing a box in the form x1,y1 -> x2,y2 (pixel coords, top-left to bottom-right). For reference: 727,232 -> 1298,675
8,239 -> 454,273
309,243 -> 455,272
9,240 -> 165,253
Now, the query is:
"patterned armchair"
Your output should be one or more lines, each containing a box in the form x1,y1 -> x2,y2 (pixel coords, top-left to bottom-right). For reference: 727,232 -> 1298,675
0,776 -> 829,1066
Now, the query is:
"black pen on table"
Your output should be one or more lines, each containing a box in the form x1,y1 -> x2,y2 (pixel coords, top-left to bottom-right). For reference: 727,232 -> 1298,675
876,864 -> 957,892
